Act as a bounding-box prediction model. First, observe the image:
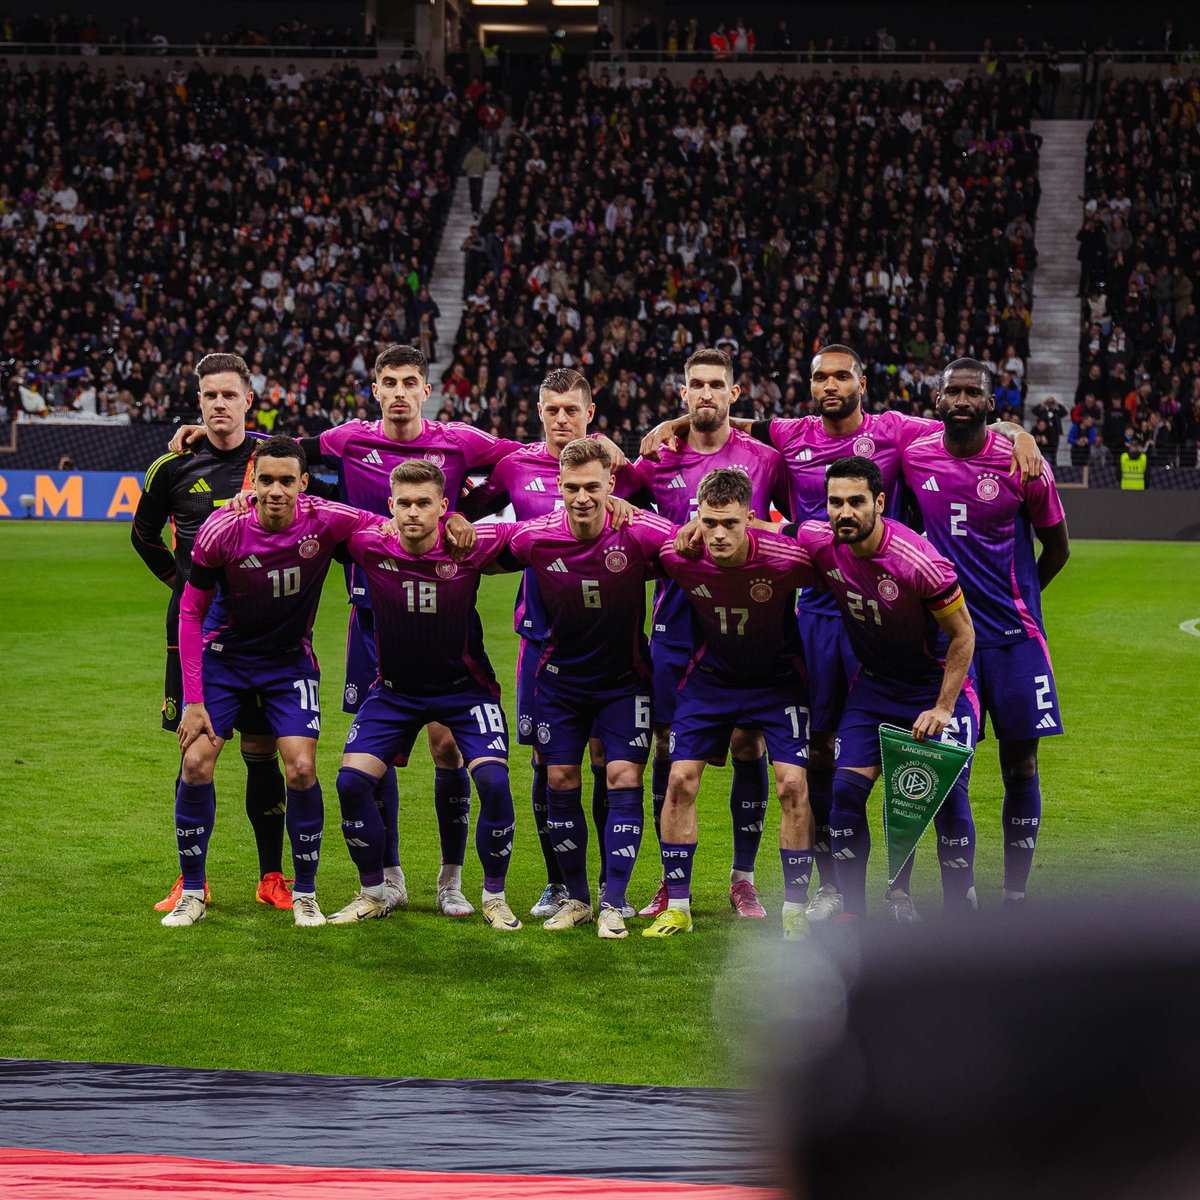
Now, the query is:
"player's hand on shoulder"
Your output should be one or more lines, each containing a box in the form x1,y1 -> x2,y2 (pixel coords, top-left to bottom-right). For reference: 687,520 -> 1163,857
594,434 -> 628,472
167,424 -> 206,455
605,494 -> 637,529
911,705 -> 952,741
178,703 -> 218,752
639,418 -> 685,461
443,512 -> 477,560
228,489 -> 255,513
1011,432 -> 1044,483
380,516 -> 401,538
673,517 -> 703,558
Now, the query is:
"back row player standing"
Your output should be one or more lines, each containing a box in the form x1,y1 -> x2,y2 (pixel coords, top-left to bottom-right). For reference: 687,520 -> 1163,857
643,344 -> 1041,921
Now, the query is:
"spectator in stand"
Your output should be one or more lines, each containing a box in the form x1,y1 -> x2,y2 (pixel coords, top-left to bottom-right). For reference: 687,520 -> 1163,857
709,22 -> 731,60
1069,414 -> 1099,467
729,19 -> 755,58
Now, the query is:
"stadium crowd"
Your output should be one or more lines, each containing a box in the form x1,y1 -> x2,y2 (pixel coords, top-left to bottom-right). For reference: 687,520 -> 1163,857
1072,69 -> 1200,470
442,64 -> 1041,455
0,59 -> 470,435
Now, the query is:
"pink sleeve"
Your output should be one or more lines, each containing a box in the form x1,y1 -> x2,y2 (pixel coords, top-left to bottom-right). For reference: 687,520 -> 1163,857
179,583 -> 213,704
471,521 -> 518,567
1024,467 -> 1066,529
457,425 -> 522,470
318,422 -> 358,460
888,411 -> 940,450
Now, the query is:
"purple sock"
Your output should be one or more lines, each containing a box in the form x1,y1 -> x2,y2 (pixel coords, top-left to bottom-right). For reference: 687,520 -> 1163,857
241,749 -> 285,878
651,756 -> 670,847
531,762 -> 563,885
830,770 -> 874,916
807,768 -> 837,888
781,848 -> 814,904
175,779 -> 215,890
591,763 -> 609,886
936,778 -> 977,910
547,786 -> 589,904
472,761 -> 515,893
661,841 -> 696,900
434,766 -> 470,866
730,756 -> 768,872
374,765 -> 401,870
337,766 -> 386,887
1002,772 -> 1041,892
602,786 -> 643,910
285,781 -> 324,892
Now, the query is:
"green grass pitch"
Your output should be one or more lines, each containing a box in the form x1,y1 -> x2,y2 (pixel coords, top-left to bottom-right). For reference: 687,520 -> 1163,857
1,524 -> 1198,1087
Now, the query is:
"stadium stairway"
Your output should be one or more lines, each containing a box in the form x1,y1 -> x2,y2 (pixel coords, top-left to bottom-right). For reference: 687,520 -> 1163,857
1027,119 -> 1091,463
424,130 -> 508,398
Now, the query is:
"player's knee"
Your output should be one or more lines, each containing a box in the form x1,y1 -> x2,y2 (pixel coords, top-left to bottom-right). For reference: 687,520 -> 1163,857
546,764 -> 581,792
665,762 -> 702,802
606,762 -> 641,790
776,779 -> 810,817
427,724 -> 463,768
180,753 -> 214,786
1000,750 -> 1039,782
285,760 -> 317,790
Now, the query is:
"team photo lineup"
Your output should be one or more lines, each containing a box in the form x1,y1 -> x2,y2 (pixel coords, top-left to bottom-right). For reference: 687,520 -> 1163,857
133,337 -> 1068,941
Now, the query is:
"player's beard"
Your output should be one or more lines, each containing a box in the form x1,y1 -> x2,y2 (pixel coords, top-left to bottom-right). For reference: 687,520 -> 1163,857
835,512 -> 875,543
691,403 -> 728,433
817,393 -> 861,421
943,408 -> 988,445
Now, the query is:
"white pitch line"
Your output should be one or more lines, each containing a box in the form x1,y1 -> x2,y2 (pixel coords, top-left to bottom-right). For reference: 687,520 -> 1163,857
1180,619 -> 1200,638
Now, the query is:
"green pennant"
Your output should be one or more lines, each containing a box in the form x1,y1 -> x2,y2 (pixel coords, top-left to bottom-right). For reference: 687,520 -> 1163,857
878,723 -> 974,888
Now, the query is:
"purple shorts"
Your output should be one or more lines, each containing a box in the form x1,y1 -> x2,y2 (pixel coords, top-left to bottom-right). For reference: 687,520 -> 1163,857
670,666 -> 810,767
798,610 -> 859,734
534,673 -> 652,766
837,671 -> 981,771
974,638 -> 1064,741
202,649 -> 322,742
342,605 -> 378,714
345,683 -> 509,767
650,639 -> 689,727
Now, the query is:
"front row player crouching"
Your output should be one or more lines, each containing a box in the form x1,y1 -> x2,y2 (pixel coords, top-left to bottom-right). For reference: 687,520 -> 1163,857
647,469 -> 818,940
328,461 -> 524,931
786,456 -> 979,921
500,438 -> 675,939
167,436 -> 377,928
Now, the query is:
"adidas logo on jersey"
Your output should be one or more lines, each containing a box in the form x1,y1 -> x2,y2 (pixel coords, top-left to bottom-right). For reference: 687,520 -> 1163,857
1009,836 -> 1037,850
691,584 -> 712,598
362,449 -> 384,465
547,557 -> 569,573
486,736 -> 506,751
1036,713 -> 1058,730
378,558 -> 400,572
628,732 -> 649,749
524,478 -> 547,492
238,555 -> 262,569
612,846 -> 638,859
794,448 -> 813,462
921,476 -> 940,492
306,718 -> 320,732
188,478 -> 212,494
667,474 -> 688,489
825,568 -> 845,583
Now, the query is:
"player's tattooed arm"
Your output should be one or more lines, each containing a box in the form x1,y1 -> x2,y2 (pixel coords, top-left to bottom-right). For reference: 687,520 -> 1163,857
1034,520 -> 1071,590
991,421 -> 1043,484
913,600 -> 976,741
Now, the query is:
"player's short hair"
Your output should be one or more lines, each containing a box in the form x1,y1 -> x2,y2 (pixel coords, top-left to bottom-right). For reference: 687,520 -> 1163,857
942,358 -> 994,394
374,343 -> 428,382
558,437 -> 612,472
255,434 -> 306,474
684,347 -> 734,383
196,353 -> 251,388
389,460 -> 446,494
697,468 -> 752,510
812,343 -> 865,377
825,455 -> 883,500
539,368 -> 592,406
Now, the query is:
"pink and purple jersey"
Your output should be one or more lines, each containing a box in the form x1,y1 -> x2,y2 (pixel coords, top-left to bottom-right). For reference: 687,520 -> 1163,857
659,529 -> 815,684
317,418 -> 522,609
344,521 -> 515,697
469,442 -> 643,642
631,429 -> 789,648
795,518 -> 966,688
901,429 -> 1066,649
767,411 -> 936,614
506,508 -> 675,687
186,495 -> 377,671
